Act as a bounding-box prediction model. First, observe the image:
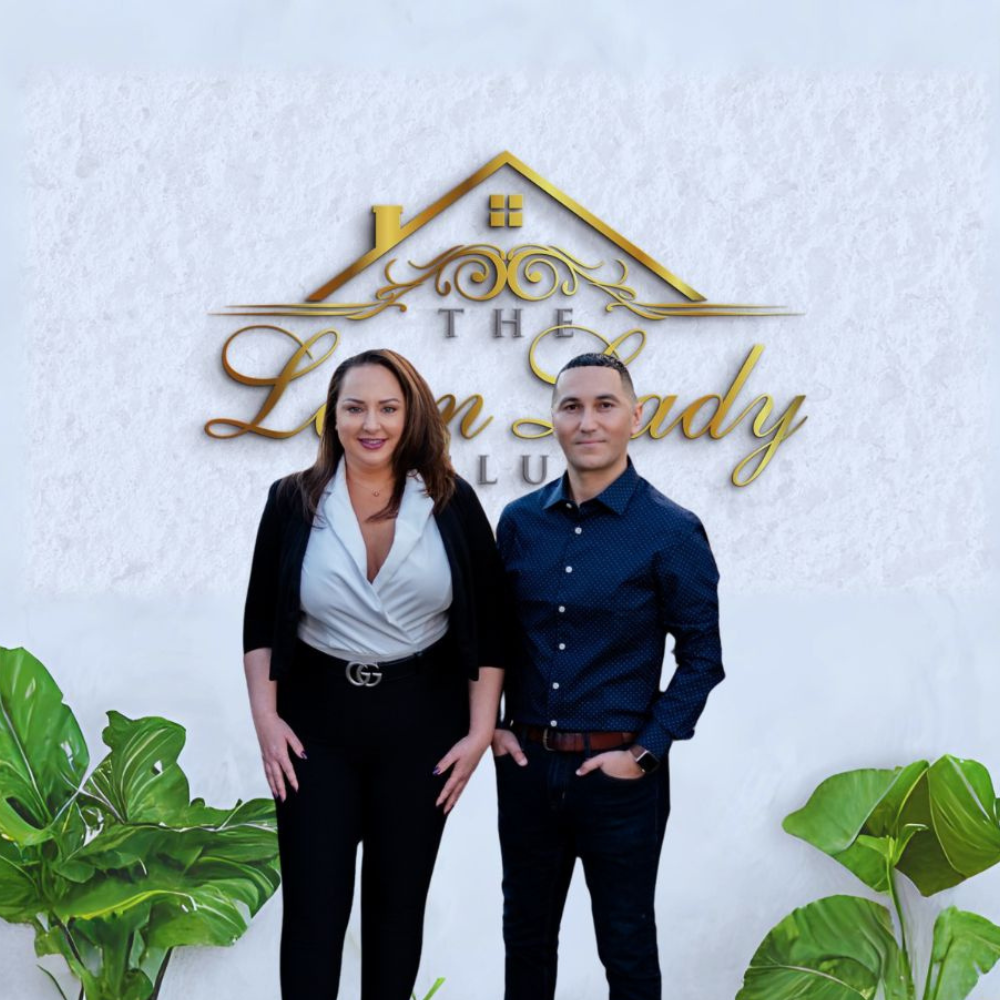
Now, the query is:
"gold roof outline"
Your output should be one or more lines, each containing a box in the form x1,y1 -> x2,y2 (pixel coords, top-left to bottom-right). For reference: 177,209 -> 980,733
305,150 -> 705,303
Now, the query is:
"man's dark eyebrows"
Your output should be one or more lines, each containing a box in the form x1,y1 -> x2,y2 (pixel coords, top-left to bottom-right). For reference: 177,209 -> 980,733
555,392 -> 623,405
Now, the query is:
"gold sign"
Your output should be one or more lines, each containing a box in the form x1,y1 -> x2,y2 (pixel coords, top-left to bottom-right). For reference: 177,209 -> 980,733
207,151 -> 803,486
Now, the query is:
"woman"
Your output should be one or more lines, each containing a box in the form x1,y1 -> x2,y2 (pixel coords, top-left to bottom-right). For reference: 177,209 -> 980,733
242,349 -> 505,1000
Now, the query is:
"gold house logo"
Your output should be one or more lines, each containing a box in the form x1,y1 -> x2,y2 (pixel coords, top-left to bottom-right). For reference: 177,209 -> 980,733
207,151 -> 805,487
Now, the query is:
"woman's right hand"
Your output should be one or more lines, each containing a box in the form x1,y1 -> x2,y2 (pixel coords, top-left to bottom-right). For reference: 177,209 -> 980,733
253,710 -> 306,802
491,728 -> 528,766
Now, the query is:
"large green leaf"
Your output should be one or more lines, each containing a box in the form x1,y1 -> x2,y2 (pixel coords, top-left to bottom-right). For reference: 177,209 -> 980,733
0,834 -> 39,921
737,895 -> 912,1000
923,907 -> 1000,1000
0,652 -> 280,999
895,756 -> 1000,896
82,712 -> 191,825
52,857 -> 279,950
54,798 -> 278,885
143,875 -> 276,948
783,762 -> 928,892
0,647 -> 90,844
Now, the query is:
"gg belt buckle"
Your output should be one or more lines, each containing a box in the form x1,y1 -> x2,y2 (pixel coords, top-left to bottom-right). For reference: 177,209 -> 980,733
346,661 -> 383,687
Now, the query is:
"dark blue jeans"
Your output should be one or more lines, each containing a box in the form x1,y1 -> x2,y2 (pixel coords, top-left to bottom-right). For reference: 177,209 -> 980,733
496,739 -> 671,1000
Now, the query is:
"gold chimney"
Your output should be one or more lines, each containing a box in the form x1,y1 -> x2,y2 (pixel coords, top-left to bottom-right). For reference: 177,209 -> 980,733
372,205 -> 403,253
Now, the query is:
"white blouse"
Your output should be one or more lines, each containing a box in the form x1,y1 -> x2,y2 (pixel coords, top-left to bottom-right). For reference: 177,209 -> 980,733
297,463 -> 453,661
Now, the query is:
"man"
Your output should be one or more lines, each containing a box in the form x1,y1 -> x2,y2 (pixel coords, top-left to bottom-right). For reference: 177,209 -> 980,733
492,352 -> 724,1000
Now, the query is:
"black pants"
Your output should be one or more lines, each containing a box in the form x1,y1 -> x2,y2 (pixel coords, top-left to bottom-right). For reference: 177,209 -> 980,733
496,738 -> 671,1000
276,638 -> 468,1000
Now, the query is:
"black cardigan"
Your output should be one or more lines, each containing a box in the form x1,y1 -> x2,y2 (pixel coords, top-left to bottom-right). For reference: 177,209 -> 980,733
243,473 -> 507,681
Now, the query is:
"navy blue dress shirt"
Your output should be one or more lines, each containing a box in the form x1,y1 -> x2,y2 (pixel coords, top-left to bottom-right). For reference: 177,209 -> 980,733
496,459 -> 724,759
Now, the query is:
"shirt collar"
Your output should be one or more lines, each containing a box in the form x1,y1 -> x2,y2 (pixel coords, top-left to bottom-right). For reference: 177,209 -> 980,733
321,464 -> 433,588
542,458 -> 640,516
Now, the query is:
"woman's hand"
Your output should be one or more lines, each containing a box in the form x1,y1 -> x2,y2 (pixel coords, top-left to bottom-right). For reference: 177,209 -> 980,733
434,732 -> 492,814
491,728 -> 528,765
253,710 -> 306,803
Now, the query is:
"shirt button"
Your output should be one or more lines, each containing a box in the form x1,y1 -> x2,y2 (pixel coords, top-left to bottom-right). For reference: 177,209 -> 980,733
558,642 -> 566,650
558,605 -> 566,613
550,720 -> 558,727
552,682 -> 560,690
565,566 -> 573,573
565,502 -> 572,509
574,526 -> 582,535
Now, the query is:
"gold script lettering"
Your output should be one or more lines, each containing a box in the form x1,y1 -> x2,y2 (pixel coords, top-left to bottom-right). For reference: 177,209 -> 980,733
204,324 -> 339,439
514,329 -> 806,484
437,394 -> 493,438
729,395 -> 808,486
527,324 -> 647,386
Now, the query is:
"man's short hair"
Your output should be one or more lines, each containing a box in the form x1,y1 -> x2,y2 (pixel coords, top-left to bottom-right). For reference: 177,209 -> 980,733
553,353 -> 637,402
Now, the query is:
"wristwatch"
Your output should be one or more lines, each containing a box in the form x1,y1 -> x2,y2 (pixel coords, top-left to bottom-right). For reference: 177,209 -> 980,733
629,745 -> 660,774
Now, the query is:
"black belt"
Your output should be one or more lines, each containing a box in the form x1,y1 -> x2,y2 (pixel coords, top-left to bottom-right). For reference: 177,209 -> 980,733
296,635 -> 449,688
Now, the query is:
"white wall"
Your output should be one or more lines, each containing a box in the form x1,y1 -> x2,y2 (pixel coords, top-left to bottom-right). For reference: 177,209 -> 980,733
1,4 -> 998,999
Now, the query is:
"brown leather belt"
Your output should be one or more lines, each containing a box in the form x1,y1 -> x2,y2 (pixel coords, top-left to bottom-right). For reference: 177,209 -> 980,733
516,724 -> 637,753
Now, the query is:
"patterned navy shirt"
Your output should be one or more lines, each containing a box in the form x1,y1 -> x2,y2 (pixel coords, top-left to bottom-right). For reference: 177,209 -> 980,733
496,459 -> 723,759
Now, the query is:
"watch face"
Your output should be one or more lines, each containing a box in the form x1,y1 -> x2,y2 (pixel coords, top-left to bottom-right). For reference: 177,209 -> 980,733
635,750 -> 659,774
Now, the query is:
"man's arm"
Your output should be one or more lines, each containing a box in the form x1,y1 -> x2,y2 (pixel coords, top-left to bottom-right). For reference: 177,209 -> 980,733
636,514 -> 724,760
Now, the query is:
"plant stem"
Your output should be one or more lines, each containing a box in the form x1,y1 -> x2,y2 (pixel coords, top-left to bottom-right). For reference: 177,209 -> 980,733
887,866 -> 915,998
35,964 -> 71,1000
52,915 -> 86,972
49,915 -> 93,1000
150,947 -> 173,999
922,947 -> 935,1000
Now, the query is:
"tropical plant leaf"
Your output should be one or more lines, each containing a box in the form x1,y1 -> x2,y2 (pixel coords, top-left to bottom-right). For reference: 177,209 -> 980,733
112,969 -> 153,1000
923,907 -> 1000,1000
53,850 -> 280,950
57,907 -> 154,1000
0,647 -> 90,844
0,650 -> 280,1000
783,762 -> 928,892
184,796 -> 277,830
82,713 -> 191,826
54,801 -> 278,886
0,833 -> 40,921
143,880 -> 261,949
33,923 -> 66,958
897,756 -> 1000,896
414,978 -> 446,1000
736,895 -> 912,1000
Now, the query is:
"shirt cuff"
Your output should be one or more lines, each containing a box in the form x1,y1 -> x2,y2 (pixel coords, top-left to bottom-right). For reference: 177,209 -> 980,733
635,724 -> 673,761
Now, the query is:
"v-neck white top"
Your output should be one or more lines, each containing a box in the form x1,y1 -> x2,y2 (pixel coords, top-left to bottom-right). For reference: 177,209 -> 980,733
297,463 -> 453,662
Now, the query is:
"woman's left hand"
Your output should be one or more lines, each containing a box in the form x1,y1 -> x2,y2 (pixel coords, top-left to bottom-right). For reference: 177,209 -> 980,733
434,732 -> 492,814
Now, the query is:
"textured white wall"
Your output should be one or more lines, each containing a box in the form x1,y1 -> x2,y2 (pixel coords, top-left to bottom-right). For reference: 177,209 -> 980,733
1,5 -> 999,1000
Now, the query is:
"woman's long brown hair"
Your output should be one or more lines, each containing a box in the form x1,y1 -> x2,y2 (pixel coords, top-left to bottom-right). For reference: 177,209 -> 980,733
290,349 -> 456,521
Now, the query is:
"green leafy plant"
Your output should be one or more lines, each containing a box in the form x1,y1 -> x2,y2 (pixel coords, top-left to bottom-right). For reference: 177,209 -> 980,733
0,646 -> 280,1000
413,978 -> 445,999
737,755 -> 1000,1000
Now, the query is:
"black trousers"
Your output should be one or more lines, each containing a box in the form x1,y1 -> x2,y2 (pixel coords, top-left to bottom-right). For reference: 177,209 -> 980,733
496,738 -> 671,1000
275,638 -> 468,1000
